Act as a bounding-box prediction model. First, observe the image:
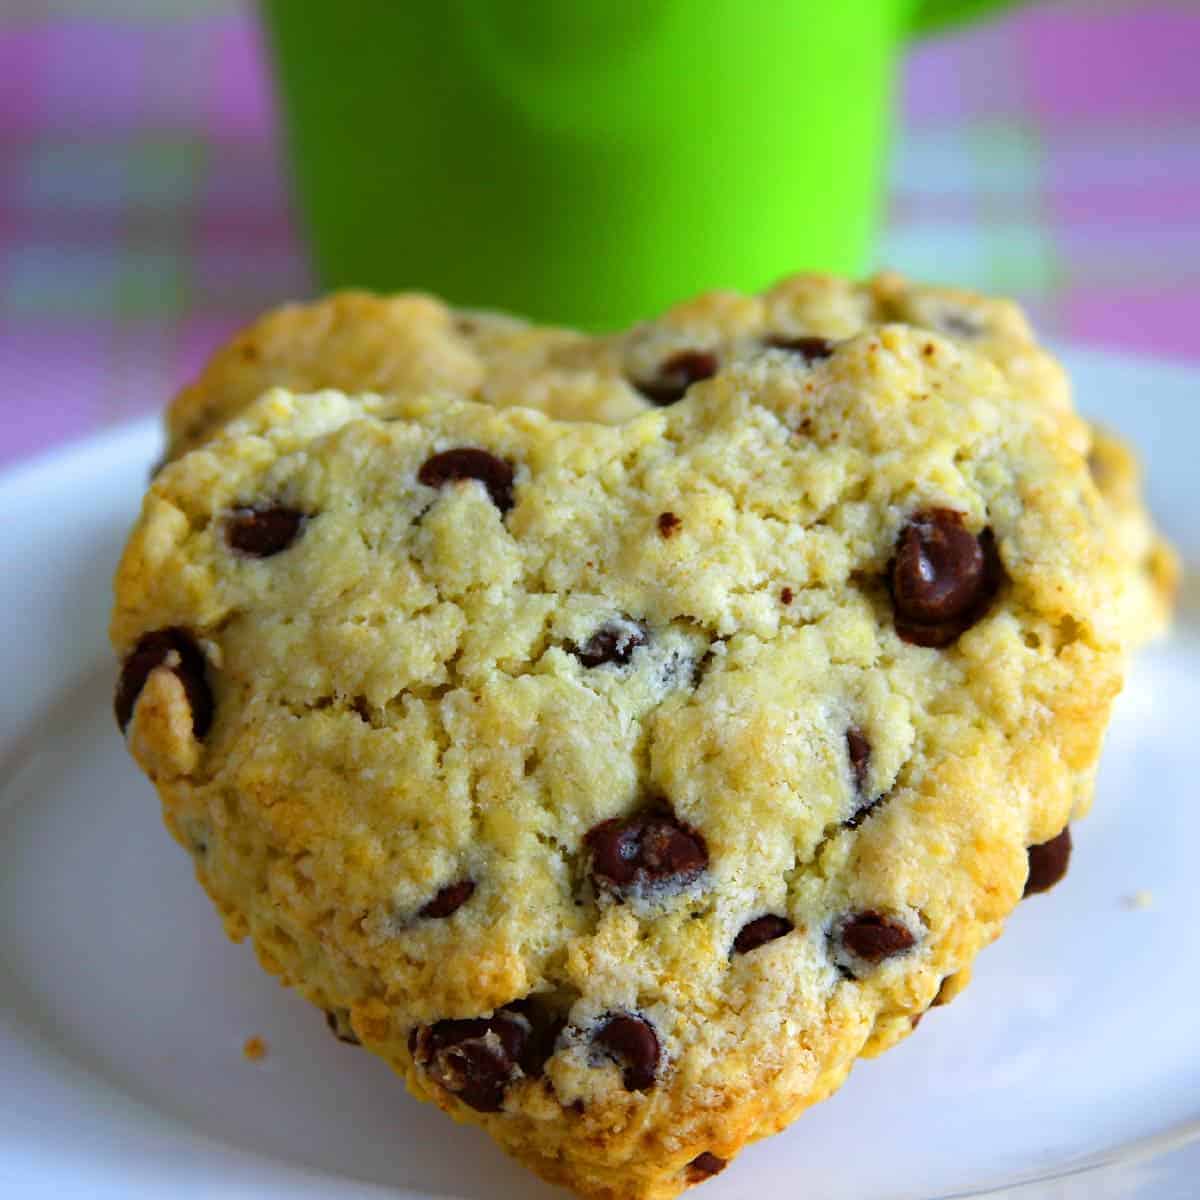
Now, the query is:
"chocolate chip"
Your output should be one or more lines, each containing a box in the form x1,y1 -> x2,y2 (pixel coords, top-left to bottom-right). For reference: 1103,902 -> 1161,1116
889,509 -> 1002,647
411,1012 -> 529,1111
586,810 -> 708,896
502,1001 -> 565,1078
891,509 -> 983,621
115,627 -> 213,739
686,1152 -> 727,1182
525,1018 -> 566,1078
843,728 -> 883,829
657,511 -> 682,538
846,728 -> 870,794
763,334 -> 835,361
573,621 -> 648,669
418,447 -> 516,513
634,350 -> 718,406
733,914 -> 794,955
324,1008 -> 360,1046
594,1014 -> 660,1091
780,586 -> 794,605
836,911 -> 916,966
226,505 -> 306,557
418,879 -> 476,919
910,1012 -> 924,1030
1024,827 -> 1072,896
431,1040 -> 512,1110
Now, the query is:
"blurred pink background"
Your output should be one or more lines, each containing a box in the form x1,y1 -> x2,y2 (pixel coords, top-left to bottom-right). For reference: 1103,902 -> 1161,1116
1,0 -> 1197,466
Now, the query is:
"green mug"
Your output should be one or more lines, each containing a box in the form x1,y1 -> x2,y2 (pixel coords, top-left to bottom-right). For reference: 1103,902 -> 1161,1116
261,0 -> 1013,331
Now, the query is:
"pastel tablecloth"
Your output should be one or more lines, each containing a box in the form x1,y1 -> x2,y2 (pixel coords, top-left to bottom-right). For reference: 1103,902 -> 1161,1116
1,0 -> 1197,466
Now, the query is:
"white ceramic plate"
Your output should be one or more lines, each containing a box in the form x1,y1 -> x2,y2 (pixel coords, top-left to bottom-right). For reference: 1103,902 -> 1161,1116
1,347 -> 1198,1200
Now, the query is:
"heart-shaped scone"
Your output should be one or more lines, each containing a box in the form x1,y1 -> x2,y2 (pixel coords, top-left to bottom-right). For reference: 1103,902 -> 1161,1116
113,278 -> 1172,1200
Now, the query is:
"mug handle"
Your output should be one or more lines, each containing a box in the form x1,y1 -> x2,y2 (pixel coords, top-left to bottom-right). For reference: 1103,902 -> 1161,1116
912,0 -> 1022,35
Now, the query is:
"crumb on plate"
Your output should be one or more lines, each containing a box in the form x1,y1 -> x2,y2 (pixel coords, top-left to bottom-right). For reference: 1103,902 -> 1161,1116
243,1035 -> 268,1062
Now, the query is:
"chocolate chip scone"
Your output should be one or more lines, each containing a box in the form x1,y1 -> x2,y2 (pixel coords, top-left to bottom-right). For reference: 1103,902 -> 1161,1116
114,308 -> 1163,1198
163,274 -> 1175,644
164,275 -> 1069,457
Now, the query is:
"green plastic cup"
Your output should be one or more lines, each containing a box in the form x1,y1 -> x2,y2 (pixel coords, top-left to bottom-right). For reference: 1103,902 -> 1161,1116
261,0 -> 1013,331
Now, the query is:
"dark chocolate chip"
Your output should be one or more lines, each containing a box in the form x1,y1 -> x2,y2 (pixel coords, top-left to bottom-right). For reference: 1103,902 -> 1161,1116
733,914 -> 794,955
837,911 -> 916,965
780,586 -> 795,605
324,1008 -> 361,1046
115,627 -> 213,739
411,1012 -> 529,1112
686,1152 -> 727,1182
634,350 -> 718,407
573,621 -> 648,669
843,728 -> 882,829
892,509 -> 983,622
1024,827 -> 1072,897
226,505 -> 306,557
657,511 -> 682,539
510,1010 -> 565,1079
430,1040 -> 511,1111
889,509 -> 1002,647
418,447 -> 516,513
763,334 -> 835,361
586,810 -> 708,896
846,728 -> 870,794
594,1013 -> 660,1091
419,879 -> 476,919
